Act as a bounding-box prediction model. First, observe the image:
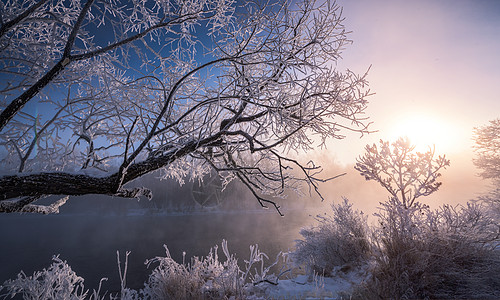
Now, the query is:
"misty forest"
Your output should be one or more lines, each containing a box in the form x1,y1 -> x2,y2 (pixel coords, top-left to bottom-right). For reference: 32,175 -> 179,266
0,0 -> 499,299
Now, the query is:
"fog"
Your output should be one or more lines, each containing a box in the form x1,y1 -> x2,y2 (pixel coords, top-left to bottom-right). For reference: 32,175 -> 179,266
0,150 -> 491,292
0,179 -> 314,293
307,148 -> 491,217
0,210 -> 312,293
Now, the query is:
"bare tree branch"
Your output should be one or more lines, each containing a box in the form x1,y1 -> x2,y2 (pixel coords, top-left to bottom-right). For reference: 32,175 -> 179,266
355,137 -> 450,208
0,0 -> 372,213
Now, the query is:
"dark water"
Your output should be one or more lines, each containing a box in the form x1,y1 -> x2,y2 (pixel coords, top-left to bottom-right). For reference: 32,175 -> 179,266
0,209 -> 312,293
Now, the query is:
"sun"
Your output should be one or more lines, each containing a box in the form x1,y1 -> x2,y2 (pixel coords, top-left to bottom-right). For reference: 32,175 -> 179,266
387,113 -> 460,153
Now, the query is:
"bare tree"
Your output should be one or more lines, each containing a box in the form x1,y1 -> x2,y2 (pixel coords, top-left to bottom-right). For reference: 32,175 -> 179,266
473,118 -> 500,218
0,0 -> 371,214
473,118 -> 500,182
355,138 -> 450,209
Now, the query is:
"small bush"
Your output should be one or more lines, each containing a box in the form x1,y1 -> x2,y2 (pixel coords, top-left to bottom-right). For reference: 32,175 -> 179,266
292,198 -> 370,276
140,241 -> 244,300
1,241 -> 282,300
118,240 -> 285,299
477,187 -> 500,223
0,256 -> 89,300
364,198 -> 500,299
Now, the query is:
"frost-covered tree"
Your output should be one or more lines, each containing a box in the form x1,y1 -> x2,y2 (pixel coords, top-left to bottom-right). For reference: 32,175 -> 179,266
0,0 -> 371,214
355,137 -> 450,209
473,118 -> 500,218
473,118 -> 500,183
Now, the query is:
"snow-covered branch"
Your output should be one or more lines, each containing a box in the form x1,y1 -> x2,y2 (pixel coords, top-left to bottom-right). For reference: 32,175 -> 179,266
355,137 -> 450,208
0,0 -> 371,213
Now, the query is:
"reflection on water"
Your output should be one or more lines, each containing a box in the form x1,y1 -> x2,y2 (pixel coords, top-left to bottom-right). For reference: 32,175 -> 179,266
0,209 -> 311,292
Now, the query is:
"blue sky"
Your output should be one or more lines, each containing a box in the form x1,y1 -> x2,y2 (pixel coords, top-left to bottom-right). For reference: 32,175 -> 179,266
2,0 -> 498,203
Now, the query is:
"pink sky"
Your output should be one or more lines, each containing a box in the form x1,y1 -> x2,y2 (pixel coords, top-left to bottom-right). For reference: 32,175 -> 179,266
310,0 -> 500,208
332,0 -> 500,161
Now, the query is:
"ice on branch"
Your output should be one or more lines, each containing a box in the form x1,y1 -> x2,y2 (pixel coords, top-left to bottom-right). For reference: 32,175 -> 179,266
0,0 -> 371,213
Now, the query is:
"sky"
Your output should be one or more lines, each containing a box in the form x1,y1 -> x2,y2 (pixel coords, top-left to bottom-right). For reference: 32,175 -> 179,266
308,0 -> 500,207
1,0 -> 498,209
1,1 -> 499,290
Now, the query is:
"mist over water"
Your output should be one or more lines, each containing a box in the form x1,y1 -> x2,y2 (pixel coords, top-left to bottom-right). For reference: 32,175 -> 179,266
0,152 -> 490,293
0,196 -> 314,293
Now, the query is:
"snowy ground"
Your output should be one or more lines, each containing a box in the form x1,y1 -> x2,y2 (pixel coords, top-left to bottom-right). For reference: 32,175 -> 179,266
249,266 -> 369,299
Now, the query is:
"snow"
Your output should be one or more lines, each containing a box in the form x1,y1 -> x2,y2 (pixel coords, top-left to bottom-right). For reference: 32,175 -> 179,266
251,266 -> 369,299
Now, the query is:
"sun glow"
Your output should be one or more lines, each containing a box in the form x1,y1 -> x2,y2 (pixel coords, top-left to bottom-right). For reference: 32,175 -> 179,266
387,113 -> 460,154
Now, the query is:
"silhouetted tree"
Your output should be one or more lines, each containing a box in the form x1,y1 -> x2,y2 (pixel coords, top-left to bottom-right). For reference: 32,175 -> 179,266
0,0 -> 371,213
355,137 -> 449,208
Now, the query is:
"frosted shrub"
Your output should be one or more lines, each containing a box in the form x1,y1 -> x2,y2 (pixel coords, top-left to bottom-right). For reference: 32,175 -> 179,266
292,198 -> 370,276
477,187 -> 500,224
140,250 -> 205,299
139,240 -> 281,299
1,240 -> 283,300
0,256 -> 89,300
141,241 -> 242,299
366,198 -> 500,299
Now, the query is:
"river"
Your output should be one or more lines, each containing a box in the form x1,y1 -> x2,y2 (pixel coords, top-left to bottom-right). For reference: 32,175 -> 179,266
0,207 -> 314,293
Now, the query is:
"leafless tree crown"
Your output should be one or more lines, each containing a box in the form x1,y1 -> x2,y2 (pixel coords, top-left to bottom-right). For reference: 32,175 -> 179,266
0,0 -> 371,214
355,138 -> 449,209
473,118 -> 500,183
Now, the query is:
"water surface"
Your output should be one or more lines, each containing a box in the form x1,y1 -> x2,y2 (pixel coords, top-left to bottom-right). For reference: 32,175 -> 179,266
0,208 -> 312,293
